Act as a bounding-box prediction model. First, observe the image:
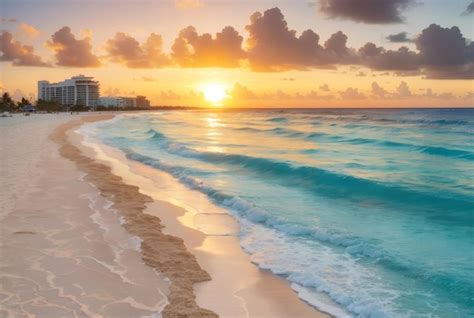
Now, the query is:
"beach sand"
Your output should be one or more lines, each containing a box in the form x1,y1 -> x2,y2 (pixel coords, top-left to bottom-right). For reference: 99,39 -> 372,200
1,113 -> 328,317
0,114 -> 169,317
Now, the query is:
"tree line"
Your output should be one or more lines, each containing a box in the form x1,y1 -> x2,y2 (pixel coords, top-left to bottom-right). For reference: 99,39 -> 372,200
0,93 -> 31,112
1,92 -> 91,113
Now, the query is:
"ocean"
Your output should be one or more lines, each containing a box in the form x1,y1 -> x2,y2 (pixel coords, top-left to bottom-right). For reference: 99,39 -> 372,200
82,108 -> 474,317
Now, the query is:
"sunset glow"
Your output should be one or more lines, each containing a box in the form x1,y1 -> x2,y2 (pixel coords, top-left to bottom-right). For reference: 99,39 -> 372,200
1,0 -> 473,107
202,83 -> 228,106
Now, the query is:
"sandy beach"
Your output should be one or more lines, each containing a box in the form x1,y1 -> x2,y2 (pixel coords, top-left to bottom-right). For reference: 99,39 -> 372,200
1,113 -> 327,317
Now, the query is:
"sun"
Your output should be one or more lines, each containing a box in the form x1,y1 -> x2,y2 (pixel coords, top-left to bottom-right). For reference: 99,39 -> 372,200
202,83 -> 228,106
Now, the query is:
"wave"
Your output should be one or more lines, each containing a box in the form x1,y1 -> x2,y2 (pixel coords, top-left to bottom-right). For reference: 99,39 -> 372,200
122,150 -> 474,315
145,128 -> 167,141
123,150 -> 401,258
267,117 -> 288,122
230,126 -> 474,160
107,128 -> 474,218
233,126 -> 305,137
139,136 -> 474,218
341,138 -> 474,160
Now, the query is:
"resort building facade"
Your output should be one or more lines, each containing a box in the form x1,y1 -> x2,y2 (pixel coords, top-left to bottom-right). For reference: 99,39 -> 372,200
98,95 -> 151,108
38,75 -> 100,107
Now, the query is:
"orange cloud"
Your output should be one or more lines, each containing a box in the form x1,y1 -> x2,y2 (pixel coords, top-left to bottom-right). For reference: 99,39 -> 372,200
47,26 -> 100,67
171,26 -> 246,67
19,23 -> 40,38
106,32 -> 170,68
0,31 -> 49,66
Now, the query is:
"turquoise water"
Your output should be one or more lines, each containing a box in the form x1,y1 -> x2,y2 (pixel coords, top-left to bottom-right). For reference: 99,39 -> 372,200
87,109 -> 474,317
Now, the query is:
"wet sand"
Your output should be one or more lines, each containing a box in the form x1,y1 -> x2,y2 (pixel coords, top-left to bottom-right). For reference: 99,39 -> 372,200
51,115 -> 217,317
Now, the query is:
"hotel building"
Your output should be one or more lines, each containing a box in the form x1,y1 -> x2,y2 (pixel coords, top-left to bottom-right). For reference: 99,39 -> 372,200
38,75 -> 100,107
99,95 -> 151,108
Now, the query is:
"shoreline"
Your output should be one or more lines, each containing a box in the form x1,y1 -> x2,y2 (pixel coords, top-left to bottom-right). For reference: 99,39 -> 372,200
51,114 -> 218,317
73,114 -> 329,317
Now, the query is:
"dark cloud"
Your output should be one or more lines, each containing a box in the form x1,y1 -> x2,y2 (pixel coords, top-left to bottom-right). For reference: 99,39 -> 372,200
323,30 -> 358,63
358,42 -> 420,71
244,7 -> 472,79
245,7 -> 324,71
415,24 -> 474,79
1,18 -> 17,23
462,1 -> 474,15
106,32 -> 169,68
318,0 -> 417,24
171,26 -> 246,67
47,26 -> 100,67
386,32 -> 411,43
0,31 -> 49,66
245,7 -> 356,71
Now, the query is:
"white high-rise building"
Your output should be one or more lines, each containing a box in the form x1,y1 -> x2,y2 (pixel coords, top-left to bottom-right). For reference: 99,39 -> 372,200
38,75 -> 100,107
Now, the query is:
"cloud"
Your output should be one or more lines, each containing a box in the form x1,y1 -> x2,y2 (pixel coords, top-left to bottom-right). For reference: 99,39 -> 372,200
323,30 -> 358,63
246,7 -> 349,71
227,83 -> 337,102
160,90 -> 184,100
19,23 -> 40,38
47,26 -> 100,67
320,83 -> 330,91
386,32 -> 411,43
462,1 -> 474,15
414,24 -> 474,79
171,25 -> 246,67
395,81 -> 412,97
339,87 -> 366,99
318,0 -> 417,24
421,88 -> 454,99
103,87 -> 121,96
0,18 -> 16,23
371,81 -> 388,97
229,83 -> 258,99
358,42 -> 420,71
462,92 -> 474,99
175,0 -> 203,9
243,7 -> 472,78
106,32 -> 170,68
135,76 -> 156,82
0,31 -> 49,66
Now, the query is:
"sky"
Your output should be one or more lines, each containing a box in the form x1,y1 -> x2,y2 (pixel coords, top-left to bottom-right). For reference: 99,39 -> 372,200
1,0 -> 473,107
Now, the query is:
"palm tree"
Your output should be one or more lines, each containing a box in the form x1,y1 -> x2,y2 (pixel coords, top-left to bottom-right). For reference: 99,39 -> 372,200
0,92 -> 15,112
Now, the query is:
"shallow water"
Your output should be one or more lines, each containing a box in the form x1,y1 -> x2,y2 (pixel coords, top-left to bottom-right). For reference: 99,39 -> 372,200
84,108 -> 474,318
